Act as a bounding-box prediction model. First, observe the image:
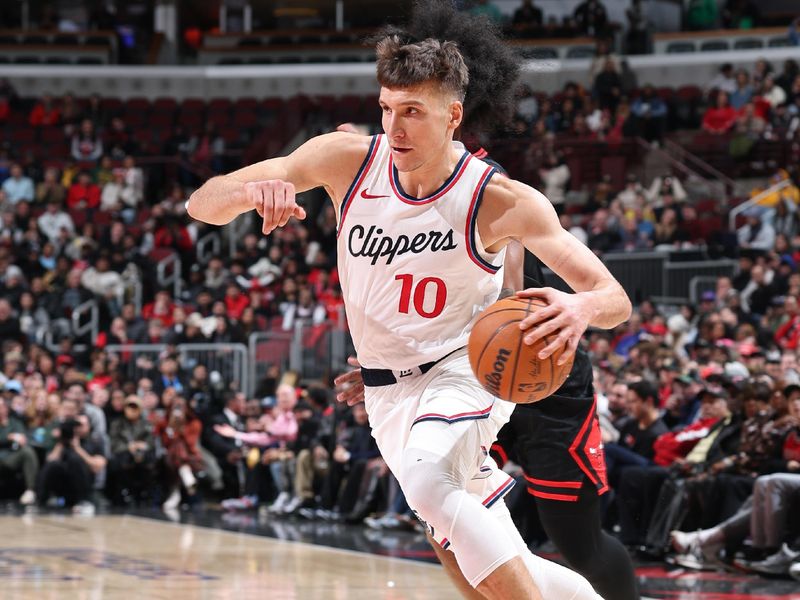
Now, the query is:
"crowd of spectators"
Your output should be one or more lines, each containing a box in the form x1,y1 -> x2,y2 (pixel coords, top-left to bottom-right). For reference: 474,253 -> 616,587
509,56 -> 800,149
1,59 -> 800,580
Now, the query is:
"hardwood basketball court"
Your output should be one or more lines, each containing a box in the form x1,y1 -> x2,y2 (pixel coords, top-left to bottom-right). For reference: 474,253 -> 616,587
0,514 -> 459,600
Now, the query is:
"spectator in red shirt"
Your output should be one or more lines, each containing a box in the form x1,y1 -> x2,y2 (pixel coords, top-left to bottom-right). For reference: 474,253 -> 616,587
702,91 -> 738,134
66,171 -> 101,210
224,283 -> 250,321
28,94 -> 61,127
775,295 -> 800,350
28,94 -> 60,127
141,290 -> 176,328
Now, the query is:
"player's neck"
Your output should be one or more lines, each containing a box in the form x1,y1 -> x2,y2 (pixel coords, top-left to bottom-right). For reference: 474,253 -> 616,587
395,143 -> 463,199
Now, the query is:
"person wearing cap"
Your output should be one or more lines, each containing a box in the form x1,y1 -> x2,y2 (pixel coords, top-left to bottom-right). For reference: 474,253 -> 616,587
0,397 -> 39,505
107,395 -> 155,505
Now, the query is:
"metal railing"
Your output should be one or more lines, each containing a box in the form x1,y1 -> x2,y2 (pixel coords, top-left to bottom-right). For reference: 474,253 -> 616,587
105,343 -> 249,395
72,299 -> 99,343
545,251 -> 737,303
156,252 -> 182,298
248,316 -> 353,390
227,212 -> 254,259
197,231 -> 222,265
664,139 -> 738,197
689,276 -> 722,304
728,178 -> 791,230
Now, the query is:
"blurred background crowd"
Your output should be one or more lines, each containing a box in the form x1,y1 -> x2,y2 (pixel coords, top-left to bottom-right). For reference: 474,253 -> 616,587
1,0 -> 800,582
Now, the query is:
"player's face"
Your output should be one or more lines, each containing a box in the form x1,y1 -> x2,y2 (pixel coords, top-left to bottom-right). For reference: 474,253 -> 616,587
379,82 -> 462,173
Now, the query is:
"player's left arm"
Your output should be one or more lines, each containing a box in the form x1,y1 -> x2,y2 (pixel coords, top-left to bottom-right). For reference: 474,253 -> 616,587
479,176 -> 632,365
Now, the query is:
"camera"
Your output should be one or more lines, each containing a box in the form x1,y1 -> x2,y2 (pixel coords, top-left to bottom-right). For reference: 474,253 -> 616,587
60,418 -> 77,443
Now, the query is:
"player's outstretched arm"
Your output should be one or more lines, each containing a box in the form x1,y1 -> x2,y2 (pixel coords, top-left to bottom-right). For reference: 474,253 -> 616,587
186,131 -> 369,227
480,176 -> 632,364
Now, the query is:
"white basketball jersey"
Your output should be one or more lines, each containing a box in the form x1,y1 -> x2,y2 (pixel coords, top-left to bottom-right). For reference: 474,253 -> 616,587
336,134 -> 506,370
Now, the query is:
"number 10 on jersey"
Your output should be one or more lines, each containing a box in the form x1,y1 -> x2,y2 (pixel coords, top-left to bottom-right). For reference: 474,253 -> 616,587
395,274 -> 447,318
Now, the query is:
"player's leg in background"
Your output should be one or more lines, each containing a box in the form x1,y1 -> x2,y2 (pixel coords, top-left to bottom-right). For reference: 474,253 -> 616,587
536,484 -> 639,600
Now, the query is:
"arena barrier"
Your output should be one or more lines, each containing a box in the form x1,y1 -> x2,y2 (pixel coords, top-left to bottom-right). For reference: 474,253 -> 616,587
105,343 -> 249,396
545,251 -> 737,304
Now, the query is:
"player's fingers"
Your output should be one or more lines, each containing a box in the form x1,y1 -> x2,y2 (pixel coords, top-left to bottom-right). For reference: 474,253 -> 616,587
346,356 -> 361,368
260,188 -> 272,236
558,334 -> 580,366
293,204 -> 307,220
537,330 -> 571,360
516,287 -> 556,300
348,390 -> 365,406
518,304 -> 559,331
278,182 -> 295,225
523,316 -> 563,346
270,182 -> 284,229
334,370 -> 361,387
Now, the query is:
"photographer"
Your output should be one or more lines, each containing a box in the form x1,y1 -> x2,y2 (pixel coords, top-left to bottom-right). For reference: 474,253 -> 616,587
0,398 -> 39,505
37,414 -> 106,514
106,396 -> 155,505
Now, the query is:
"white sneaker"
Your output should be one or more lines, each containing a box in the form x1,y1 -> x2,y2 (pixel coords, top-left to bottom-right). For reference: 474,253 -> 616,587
268,491 -> 290,513
748,544 -> 800,576
281,496 -> 303,514
72,501 -> 95,517
162,488 -> 181,510
19,490 -> 36,506
789,560 -> 800,581
670,530 -> 701,554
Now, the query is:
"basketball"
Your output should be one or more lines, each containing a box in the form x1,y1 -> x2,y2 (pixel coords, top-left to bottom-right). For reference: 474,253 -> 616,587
468,297 -> 574,404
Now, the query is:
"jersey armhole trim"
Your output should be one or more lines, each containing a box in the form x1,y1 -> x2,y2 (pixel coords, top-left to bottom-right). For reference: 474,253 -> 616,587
466,165 -> 500,274
336,134 -> 380,238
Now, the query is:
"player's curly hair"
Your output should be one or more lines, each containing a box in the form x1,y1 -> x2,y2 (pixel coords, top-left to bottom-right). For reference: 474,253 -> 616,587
371,0 -> 521,135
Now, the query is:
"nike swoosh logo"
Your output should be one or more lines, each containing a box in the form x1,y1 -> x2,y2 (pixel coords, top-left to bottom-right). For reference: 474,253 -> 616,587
360,190 -> 390,199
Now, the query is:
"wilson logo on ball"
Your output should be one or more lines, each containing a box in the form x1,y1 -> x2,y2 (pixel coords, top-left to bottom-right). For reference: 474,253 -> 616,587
484,348 -> 511,396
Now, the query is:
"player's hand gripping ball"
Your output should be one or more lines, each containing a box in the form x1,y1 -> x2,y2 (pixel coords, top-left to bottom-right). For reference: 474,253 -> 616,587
468,297 -> 574,403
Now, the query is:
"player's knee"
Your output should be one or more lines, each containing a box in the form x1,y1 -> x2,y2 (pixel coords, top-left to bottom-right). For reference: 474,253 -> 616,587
399,451 -> 452,523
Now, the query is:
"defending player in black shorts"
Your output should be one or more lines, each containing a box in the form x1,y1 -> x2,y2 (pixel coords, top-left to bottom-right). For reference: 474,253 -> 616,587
335,3 -> 639,599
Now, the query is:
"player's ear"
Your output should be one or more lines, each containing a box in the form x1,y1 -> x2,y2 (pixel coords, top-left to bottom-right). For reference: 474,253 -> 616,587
449,100 -> 463,129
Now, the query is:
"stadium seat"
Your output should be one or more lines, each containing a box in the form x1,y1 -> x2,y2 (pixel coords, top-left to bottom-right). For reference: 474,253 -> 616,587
768,37 -> 792,47
219,57 -> 245,65
15,56 -> 40,64
86,35 -> 111,47
23,35 -> 48,44
77,57 -> 103,64
234,98 -> 258,111
700,40 -> 729,52
45,56 -> 71,64
666,42 -> 695,53
181,98 -> 206,113
733,39 -> 763,50
208,99 -> 232,112
566,46 -> 595,59
54,34 -> 79,45
520,47 -> 558,60
152,98 -> 178,113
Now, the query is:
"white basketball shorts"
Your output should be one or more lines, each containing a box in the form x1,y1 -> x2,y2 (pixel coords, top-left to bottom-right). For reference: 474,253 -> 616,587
363,347 -> 516,549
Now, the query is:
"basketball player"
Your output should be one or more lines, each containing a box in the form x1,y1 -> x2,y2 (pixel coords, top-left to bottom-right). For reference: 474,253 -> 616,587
187,34 -> 630,600
333,5 -> 639,599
